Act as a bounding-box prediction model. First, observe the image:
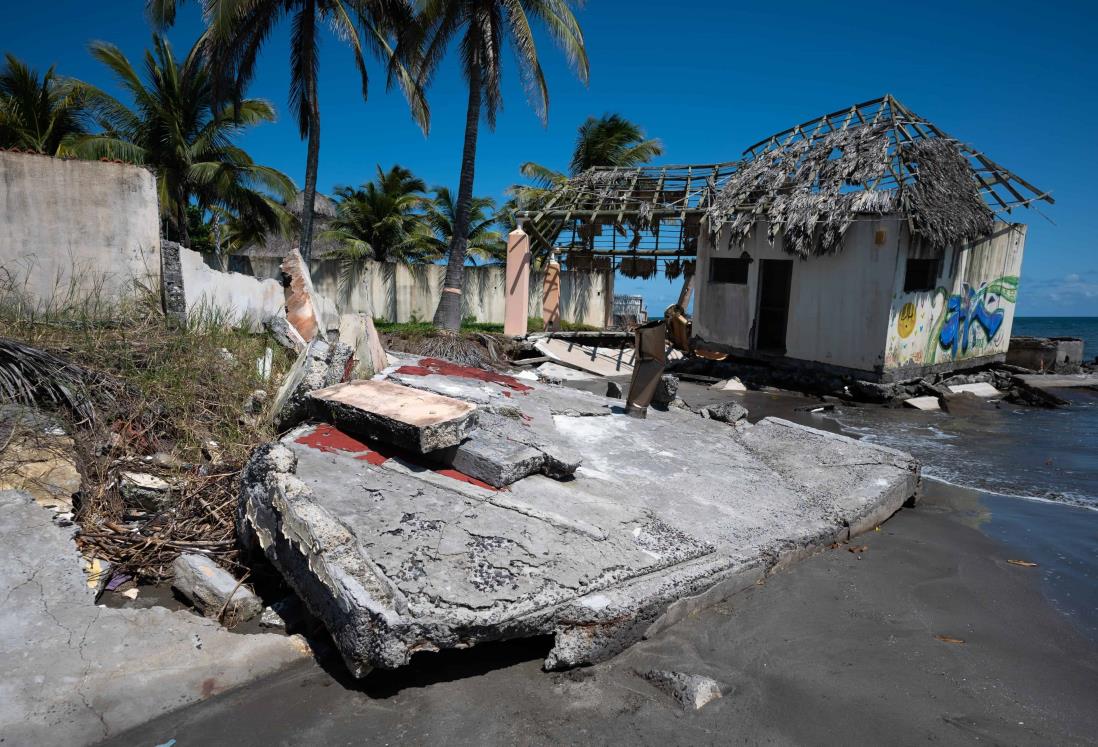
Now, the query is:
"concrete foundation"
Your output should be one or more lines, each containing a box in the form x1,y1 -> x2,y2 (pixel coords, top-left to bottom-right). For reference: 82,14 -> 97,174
1007,336 -> 1086,372
239,357 -> 919,677
0,490 -> 309,746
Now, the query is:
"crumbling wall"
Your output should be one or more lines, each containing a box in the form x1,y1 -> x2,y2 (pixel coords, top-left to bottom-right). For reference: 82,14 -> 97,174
0,152 -> 160,308
884,221 -> 1025,377
177,244 -> 284,330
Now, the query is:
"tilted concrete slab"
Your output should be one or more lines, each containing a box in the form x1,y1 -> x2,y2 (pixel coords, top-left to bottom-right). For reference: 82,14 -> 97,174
241,357 -> 919,676
0,490 -> 310,746
947,382 -> 1002,397
309,379 -> 478,453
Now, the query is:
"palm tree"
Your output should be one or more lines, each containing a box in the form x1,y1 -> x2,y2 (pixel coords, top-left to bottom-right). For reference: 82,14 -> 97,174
506,112 -> 663,255
421,187 -> 504,265
74,35 -> 295,245
0,54 -> 90,155
153,0 -> 429,261
411,0 -> 589,330
322,164 -> 439,263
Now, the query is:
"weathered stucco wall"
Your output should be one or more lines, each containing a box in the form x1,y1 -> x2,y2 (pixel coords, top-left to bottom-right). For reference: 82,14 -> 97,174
694,217 -> 901,373
246,257 -> 611,327
883,221 -> 1025,377
177,245 -> 284,330
0,152 -> 160,307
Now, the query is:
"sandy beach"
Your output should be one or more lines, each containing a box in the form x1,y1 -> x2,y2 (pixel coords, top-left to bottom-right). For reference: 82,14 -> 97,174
104,387 -> 1098,746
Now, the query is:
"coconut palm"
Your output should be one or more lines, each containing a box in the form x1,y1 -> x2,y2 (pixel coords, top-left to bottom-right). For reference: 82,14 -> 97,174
505,113 -> 663,254
154,0 -> 429,261
421,187 -> 504,265
322,164 -> 439,263
411,0 -> 589,330
74,35 -> 295,245
0,54 -> 90,155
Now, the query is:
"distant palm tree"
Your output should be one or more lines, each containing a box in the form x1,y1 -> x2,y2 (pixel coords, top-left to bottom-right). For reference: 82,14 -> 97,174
152,0 -> 429,260
74,35 -> 295,245
0,54 -> 90,156
506,113 -> 663,254
322,164 -> 439,264
421,187 -> 504,265
411,0 -> 589,330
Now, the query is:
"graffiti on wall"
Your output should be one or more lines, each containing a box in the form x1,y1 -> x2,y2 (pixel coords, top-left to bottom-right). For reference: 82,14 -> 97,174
885,275 -> 1018,368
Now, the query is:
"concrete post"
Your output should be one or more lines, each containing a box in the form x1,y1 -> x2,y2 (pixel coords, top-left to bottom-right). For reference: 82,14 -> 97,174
504,227 -> 531,336
541,251 -> 561,332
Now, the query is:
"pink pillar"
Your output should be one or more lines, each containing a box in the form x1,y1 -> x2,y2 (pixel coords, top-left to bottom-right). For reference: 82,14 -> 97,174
541,254 -> 561,332
504,227 -> 531,336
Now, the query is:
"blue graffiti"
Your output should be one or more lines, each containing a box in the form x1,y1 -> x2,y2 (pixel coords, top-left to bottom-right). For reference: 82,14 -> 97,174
939,283 -> 1004,357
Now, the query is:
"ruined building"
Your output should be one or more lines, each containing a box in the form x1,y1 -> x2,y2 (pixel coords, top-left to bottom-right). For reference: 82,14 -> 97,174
517,95 -> 1051,381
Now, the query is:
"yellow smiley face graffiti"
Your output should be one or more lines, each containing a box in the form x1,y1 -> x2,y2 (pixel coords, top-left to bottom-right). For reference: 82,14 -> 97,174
898,302 -> 917,338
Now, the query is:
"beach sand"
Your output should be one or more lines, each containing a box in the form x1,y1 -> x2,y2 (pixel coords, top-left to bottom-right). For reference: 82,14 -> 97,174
104,477 -> 1098,746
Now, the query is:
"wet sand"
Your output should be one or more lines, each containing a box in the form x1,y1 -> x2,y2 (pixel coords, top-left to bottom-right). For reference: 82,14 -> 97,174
104,481 -> 1098,746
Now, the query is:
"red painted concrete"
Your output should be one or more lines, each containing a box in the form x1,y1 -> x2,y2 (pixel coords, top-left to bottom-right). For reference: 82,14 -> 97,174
295,425 -> 498,491
395,358 -> 532,393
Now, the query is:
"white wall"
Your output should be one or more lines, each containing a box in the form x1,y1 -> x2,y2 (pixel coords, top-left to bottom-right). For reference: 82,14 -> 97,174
0,152 -> 160,308
883,222 -> 1026,375
247,257 -> 612,328
179,246 -> 284,330
694,216 -> 903,373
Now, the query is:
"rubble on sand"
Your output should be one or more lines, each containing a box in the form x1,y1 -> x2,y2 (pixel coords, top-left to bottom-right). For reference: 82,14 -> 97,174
238,354 -> 919,678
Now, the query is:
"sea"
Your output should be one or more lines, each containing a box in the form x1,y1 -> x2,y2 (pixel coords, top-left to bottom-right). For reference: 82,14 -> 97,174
820,316 -> 1098,641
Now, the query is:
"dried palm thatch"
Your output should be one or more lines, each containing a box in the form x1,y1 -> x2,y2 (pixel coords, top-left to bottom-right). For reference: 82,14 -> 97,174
619,257 -> 658,279
519,95 -> 1051,261
0,337 -> 112,425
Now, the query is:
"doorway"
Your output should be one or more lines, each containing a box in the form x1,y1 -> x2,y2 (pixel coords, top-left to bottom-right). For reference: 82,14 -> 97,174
755,260 -> 793,352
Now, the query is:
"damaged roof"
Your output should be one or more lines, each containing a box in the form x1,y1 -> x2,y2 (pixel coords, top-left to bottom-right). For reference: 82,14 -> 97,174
518,95 -> 1052,261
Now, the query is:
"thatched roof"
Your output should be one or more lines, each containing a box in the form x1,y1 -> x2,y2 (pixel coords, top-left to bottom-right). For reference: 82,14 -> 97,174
519,95 -> 1052,261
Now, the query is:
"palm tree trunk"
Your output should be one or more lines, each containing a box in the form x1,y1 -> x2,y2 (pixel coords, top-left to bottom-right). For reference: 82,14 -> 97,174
676,271 -> 695,309
177,199 -> 190,247
432,65 -> 481,330
299,87 -> 321,261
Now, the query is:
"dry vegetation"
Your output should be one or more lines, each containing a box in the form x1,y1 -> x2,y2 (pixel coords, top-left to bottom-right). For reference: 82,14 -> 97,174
1,279 -> 294,581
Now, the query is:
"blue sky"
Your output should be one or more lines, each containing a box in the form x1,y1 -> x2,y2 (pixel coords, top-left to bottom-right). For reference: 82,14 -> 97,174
4,0 -> 1096,316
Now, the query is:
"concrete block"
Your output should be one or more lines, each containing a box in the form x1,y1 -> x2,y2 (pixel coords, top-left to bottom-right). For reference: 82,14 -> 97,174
171,553 -> 263,624
702,401 -> 749,424
118,471 -> 173,511
338,313 -> 387,379
903,395 -> 941,411
309,380 -> 477,453
948,382 -> 1001,397
640,670 -> 722,710
652,374 -> 680,405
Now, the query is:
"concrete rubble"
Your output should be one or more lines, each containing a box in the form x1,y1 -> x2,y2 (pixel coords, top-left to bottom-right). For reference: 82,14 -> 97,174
269,337 -> 354,430
699,400 -> 749,424
639,669 -> 723,710
171,553 -> 264,624
239,354 -> 919,678
0,490 -> 309,746
310,379 -> 479,453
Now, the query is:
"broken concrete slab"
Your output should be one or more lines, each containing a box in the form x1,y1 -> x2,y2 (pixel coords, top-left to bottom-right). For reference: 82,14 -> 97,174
241,361 -> 919,677
280,248 -> 327,344
0,490 -> 309,746
433,407 -> 582,488
338,313 -> 387,379
536,361 -> 599,382
270,338 -> 354,431
903,395 -> 941,411
535,337 -> 636,377
640,669 -> 722,710
265,313 -> 307,352
309,379 -> 478,453
1016,373 -> 1098,390
171,553 -> 263,624
947,382 -> 1001,397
